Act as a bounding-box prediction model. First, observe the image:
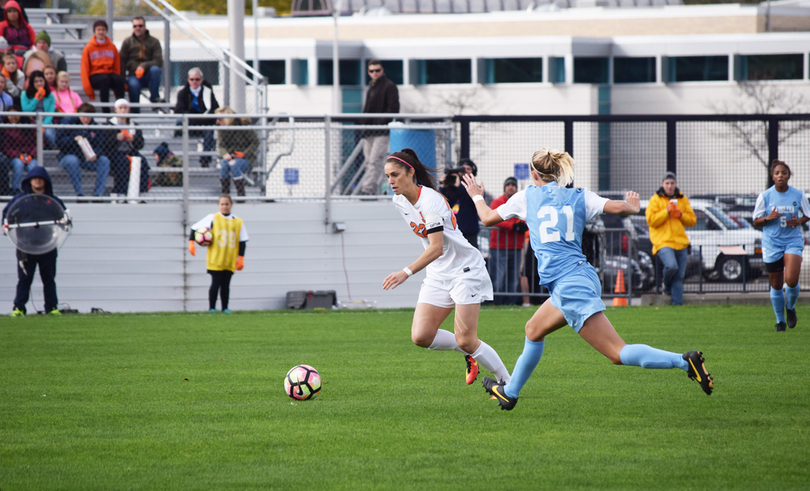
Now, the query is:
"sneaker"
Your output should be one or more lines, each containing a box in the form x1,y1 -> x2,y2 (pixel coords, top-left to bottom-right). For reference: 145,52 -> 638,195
222,309 -> 232,314
465,354 -> 479,385
47,309 -> 61,315
775,321 -> 787,332
482,376 -> 518,410
683,350 -> 713,395
209,308 -> 217,313
786,308 -> 797,328
10,308 -> 24,317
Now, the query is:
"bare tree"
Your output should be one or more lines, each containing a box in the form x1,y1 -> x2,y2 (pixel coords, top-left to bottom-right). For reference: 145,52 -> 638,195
711,80 -> 810,171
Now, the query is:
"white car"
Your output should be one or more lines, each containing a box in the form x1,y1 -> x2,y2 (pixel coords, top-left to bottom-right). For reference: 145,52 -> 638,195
640,199 -> 763,282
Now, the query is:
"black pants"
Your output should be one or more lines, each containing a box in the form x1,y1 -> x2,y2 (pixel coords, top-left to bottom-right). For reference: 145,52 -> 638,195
89,73 -> 126,112
208,269 -> 233,310
14,248 -> 58,313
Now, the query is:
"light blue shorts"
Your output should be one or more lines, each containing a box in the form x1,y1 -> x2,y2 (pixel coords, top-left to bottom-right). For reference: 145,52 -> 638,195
762,239 -> 804,264
548,262 -> 606,333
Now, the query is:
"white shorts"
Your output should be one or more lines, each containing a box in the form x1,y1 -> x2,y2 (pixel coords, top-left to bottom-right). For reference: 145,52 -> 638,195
417,267 -> 494,308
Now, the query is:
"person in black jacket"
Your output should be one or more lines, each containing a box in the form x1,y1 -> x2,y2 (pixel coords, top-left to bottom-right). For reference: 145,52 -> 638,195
108,98 -> 149,196
174,67 -> 219,167
357,59 -> 399,195
440,158 -> 481,249
3,166 -> 66,316
56,102 -> 111,197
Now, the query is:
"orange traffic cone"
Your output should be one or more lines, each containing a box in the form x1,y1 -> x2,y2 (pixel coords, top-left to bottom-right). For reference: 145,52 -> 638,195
612,269 -> 628,307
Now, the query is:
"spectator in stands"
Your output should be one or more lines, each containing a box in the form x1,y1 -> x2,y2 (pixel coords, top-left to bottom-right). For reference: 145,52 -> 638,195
152,142 -> 182,187
357,59 -> 399,195
120,16 -> 163,112
174,67 -> 219,167
56,102 -> 111,197
0,1 -> 35,58
107,98 -> 148,197
20,69 -> 55,147
42,64 -> 56,90
53,71 -> 82,114
489,176 -> 527,305
21,48 -> 47,84
81,20 -> 125,113
0,71 -> 14,110
214,106 -> 258,198
645,172 -> 696,306
3,52 -> 24,98
4,166 -> 66,317
3,105 -> 37,193
440,158 -> 481,249
23,31 -> 67,74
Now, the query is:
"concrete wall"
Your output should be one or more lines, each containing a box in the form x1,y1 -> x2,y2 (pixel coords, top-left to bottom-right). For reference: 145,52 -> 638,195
0,200 -> 425,314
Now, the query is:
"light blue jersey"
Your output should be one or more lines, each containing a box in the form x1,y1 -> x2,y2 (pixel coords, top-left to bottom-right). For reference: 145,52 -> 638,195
753,185 -> 810,262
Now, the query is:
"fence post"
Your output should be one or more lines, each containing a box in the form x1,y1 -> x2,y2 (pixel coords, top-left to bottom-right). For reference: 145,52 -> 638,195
36,113 -> 43,168
325,115 -> 332,226
768,116 -> 779,188
459,118 -> 470,160
182,116 -> 190,312
666,119 -> 677,175
564,118 -> 574,157
163,17 -> 171,102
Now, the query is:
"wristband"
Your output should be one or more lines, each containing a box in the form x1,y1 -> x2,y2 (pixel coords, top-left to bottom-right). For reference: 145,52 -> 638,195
403,267 -> 413,277
472,195 -> 485,203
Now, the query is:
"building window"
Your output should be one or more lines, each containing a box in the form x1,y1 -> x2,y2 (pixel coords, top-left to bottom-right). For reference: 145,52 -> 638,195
297,60 -> 308,86
171,61 -> 219,87
667,56 -> 728,82
246,60 -> 285,85
551,57 -> 565,83
417,59 -> 471,84
614,57 -> 655,84
318,59 -> 362,86
574,57 -> 608,84
366,60 -> 403,85
738,54 -> 803,81
484,58 -> 543,83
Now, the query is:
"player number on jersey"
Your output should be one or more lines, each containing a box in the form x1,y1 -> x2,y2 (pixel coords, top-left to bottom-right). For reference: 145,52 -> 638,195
538,205 -> 575,243
410,222 -> 427,238
218,230 -> 237,248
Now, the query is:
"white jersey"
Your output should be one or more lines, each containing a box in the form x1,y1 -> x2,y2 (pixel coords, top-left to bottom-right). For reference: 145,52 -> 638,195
191,213 -> 250,242
393,186 -> 486,282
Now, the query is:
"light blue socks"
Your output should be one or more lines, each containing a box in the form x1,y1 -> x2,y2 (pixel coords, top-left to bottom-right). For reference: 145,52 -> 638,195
771,287 -> 786,323
786,284 -> 800,311
619,344 -> 688,371
504,338 -> 544,399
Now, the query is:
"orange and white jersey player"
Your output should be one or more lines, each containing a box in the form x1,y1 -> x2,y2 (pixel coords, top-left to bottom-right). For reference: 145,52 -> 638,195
383,148 -> 511,387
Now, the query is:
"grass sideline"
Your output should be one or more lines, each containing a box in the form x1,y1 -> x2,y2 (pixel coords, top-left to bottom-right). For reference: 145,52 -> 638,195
1,305 -> 808,490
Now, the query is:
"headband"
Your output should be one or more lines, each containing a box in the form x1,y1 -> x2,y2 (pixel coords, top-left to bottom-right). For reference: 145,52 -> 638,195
387,155 -> 414,169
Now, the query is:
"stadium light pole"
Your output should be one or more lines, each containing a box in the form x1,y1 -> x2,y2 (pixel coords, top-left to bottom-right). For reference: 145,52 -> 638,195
332,0 -> 341,114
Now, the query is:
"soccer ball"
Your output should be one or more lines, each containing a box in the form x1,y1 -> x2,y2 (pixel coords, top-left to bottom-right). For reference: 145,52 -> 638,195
284,365 -> 321,401
194,227 -> 213,246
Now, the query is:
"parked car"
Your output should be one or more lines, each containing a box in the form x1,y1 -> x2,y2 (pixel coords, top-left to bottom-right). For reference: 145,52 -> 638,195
626,213 -> 703,282
640,199 -> 763,282
585,212 -> 656,293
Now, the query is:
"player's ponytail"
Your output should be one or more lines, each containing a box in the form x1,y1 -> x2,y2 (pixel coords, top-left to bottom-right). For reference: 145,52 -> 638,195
530,148 -> 574,187
386,149 -> 437,190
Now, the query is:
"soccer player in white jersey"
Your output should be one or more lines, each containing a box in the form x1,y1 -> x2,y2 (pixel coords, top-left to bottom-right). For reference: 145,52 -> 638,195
382,149 -> 511,386
752,160 -> 810,332
462,148 -> 713,411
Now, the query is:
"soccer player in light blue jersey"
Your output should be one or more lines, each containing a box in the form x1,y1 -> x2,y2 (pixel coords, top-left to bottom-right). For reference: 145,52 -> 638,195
752,160 -> 810,332
462,148 -> 713,411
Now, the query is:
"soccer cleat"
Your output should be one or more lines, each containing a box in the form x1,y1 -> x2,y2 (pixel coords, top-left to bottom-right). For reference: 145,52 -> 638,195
465,354 -> 479,385
683,351 -> 713,395
222,309 -> 232,314
786,308 -> 797,329
775,322 -> 787,332
47,309 -> 61,316
482,376 -> 518,410
10,308 -> 24,317
209,308 -> 217,313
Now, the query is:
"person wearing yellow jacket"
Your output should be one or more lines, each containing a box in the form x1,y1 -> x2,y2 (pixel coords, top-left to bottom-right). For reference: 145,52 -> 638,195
645,172 -> 696,306
188,195 -> 249,313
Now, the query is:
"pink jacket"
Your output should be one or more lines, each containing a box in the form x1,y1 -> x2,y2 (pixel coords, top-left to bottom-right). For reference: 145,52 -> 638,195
53,87 -> 83,114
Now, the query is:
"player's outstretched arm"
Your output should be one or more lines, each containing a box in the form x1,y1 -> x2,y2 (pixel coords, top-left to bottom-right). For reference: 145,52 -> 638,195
461,174 -> 505,226
604,191 -> 640,216
383,231 -> 443,290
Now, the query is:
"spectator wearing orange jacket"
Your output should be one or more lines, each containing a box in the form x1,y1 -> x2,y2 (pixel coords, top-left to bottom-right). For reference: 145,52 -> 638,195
80,20 -> 125,113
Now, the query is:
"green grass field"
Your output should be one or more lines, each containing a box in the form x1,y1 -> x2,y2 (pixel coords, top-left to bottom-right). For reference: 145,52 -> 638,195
1,305 -> 808,490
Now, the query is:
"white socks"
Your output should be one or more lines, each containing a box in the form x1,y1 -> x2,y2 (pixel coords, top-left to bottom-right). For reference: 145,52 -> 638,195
471,341 -> 511,383
428,329 -> 466,353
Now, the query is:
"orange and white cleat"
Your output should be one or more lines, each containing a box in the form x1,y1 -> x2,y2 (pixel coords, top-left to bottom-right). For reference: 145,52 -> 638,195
465,354 -> 479,385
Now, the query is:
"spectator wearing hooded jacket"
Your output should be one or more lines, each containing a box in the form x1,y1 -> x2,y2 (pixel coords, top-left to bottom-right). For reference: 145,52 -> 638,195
0,1 -> 35,57
3,166 -> 66,316
80,20 -> 125,113
56,102 -> 111,197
